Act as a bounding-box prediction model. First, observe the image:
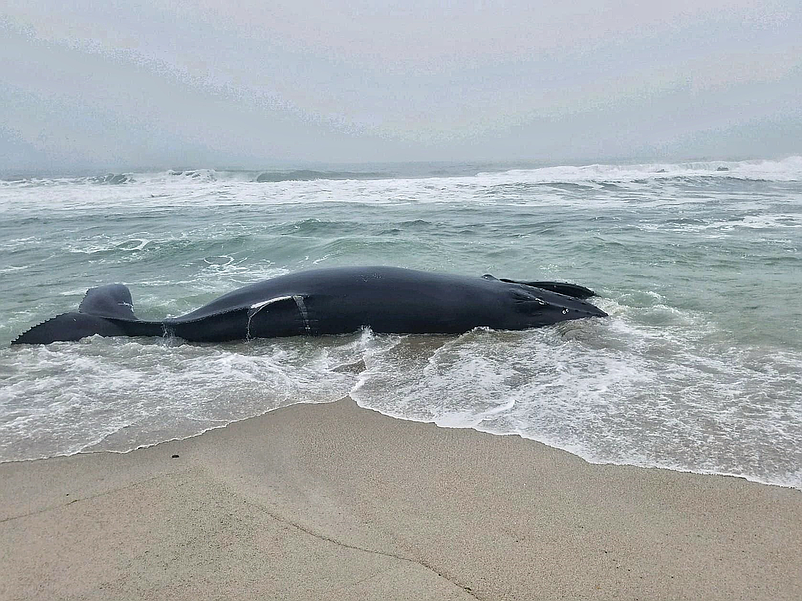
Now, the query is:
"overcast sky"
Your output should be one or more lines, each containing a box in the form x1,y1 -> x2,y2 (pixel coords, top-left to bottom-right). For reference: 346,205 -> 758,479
1,1 -> 800,172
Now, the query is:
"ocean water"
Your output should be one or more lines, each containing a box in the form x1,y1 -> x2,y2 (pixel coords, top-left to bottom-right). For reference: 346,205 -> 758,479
1,158 -> 800,489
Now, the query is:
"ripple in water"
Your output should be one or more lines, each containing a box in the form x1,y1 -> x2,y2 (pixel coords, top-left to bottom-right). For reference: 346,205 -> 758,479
1,158 -> 800,490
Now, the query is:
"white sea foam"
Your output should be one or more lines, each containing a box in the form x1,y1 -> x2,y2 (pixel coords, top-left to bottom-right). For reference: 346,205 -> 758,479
1,159 -> 800,490
1,157 -> 800,215
478,156 -> 802,183
0,335 -> 374,460
1,298 -> 800,488
348,300 -> 802,489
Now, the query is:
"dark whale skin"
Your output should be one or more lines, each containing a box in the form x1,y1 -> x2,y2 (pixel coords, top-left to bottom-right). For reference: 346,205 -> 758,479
12,266 -> 607,345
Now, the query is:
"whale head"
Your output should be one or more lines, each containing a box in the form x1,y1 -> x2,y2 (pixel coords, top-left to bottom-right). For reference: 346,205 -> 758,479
507,284 -> 607,329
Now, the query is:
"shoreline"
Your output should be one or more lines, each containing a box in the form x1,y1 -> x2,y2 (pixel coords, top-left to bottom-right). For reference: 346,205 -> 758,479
2,397 -> 801,600
4,398 -> 799,493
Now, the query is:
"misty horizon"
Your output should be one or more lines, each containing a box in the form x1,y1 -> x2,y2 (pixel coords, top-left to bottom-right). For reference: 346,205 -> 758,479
2,1 -> 800,174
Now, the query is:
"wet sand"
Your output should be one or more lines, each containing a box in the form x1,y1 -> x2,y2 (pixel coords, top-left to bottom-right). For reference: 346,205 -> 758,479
1,398 -> 800,600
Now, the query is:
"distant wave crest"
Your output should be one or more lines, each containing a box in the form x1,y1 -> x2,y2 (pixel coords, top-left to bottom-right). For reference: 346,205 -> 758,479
91,173 -> 134,185
255,169 -> 384,182
2,156 -> 800,188
478,156 -> 802,184
166,169 -> 217,182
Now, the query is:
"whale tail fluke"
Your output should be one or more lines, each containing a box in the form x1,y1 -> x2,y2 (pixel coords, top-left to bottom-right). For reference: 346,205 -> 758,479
12,284 -> 163,345
12,312 -> 130,344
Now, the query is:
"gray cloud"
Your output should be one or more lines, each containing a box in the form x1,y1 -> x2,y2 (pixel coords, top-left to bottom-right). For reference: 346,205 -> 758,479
1,1 -> 800,172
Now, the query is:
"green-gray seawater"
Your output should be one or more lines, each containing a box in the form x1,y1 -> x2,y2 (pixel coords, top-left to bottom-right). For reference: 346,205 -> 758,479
1,159 -> 800,488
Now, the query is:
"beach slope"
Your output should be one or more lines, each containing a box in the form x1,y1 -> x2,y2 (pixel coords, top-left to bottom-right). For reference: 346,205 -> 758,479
1,398 -> 800,600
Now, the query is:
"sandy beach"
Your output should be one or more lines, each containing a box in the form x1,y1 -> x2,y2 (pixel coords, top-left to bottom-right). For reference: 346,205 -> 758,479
1,397 -> 800,600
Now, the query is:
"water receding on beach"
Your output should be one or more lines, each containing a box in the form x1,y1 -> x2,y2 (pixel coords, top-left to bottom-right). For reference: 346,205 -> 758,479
1,158 -> 800,488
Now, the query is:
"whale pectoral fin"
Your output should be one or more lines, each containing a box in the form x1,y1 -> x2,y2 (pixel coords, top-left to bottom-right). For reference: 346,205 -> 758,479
79,284 -> 138,319
508,286 -> 608,320
500,279 -> 597,299
509,288 -> 548,310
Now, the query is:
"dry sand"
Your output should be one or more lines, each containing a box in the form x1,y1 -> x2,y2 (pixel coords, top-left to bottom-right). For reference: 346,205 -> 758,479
1,397 -> 800,600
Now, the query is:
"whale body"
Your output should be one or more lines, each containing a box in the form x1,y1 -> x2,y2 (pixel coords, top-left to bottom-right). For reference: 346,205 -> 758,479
12,266 -> 607,345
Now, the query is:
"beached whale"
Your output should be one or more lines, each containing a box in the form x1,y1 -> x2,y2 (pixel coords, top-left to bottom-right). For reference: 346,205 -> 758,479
12,266 -> 607,345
